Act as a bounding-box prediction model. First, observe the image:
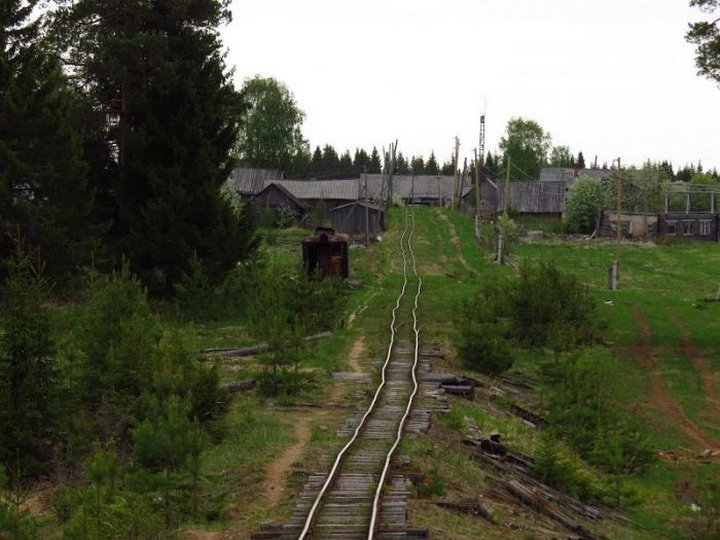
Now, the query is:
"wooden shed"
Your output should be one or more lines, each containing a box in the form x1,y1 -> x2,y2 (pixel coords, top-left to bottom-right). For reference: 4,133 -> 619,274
329,201 -> 385,239
252,182 -> 306,221
302,228 -> 349,279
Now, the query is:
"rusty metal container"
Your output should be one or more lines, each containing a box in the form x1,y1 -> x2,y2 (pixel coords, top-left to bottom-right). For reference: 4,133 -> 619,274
302,227 -> 349,278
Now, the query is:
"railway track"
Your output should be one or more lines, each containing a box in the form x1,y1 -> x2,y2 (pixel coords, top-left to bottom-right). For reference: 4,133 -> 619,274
253,207 -> 430,539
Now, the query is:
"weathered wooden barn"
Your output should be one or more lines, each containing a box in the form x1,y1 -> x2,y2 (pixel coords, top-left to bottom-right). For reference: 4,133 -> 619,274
329,201 -> 386,239
252,183 -> 306,221
362,174 -> 471,206
488,180 -> 567,215
228,168 -> 284,197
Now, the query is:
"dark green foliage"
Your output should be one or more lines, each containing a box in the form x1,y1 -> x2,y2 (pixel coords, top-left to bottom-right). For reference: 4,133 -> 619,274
132,396 -> 204,473
532,431 -> 597,501
395,152 -> 411,175
411,155 -> 425,175
369,147 -> 382,173
1,0 -> 101,286
576,151 -> 586,169
52,0 -> 258,296
236,76 -> 309,176
415,468 -> 447,498
0,465 -> 36,539
249,264 -> 348,395
426,151 -> 440,175
61,446 -> 165,539
509,262 -> 602,351
79,262 -> 160,406
543,351 -> 656,475
458,262 -> 602,376
457,324 -> 513,376
353,148 -> 369,175
0,243 -> 57,475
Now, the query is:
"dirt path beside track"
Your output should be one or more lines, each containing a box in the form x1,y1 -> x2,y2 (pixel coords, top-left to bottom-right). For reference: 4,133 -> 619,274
628,304 -> 719,451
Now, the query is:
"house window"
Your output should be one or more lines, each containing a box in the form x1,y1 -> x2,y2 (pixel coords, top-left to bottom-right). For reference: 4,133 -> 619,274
700,221 -> 711,236
666,222 -> 676,235
683,222 -> 693,236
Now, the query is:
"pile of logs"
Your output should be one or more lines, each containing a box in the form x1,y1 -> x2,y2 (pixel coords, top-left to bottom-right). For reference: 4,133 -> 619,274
463,418 -> 610,540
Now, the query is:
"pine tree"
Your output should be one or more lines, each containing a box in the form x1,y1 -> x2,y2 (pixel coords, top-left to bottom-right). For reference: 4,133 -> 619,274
369,147 -> 382,173
0,241 -> 57,475
410,155 -> 425,175
426,152 -> 440,175
353,148 -> 369,175
339,151 -> 353,175
52,0 -> 258,294
1,1 -> 101,286
576,151 -> 586,169
395,152 -> 410,175
321,144 -> 340,176
309,146 -> 323,176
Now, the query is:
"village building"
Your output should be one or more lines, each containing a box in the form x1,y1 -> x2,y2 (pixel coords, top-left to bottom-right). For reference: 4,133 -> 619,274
329,201 -> 385,239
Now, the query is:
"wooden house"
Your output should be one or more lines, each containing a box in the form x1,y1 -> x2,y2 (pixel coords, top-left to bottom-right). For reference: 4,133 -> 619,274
329,201 -> 386,239
252,182 -> 307,221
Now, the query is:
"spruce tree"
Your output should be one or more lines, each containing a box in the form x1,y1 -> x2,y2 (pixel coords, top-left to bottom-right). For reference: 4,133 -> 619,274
52,0 -> 257,294
369,147 -> 382,173
1,1 -> 100,286
426,152 -> 440,175
0,241 -> 57,475
353,148 -> 369,174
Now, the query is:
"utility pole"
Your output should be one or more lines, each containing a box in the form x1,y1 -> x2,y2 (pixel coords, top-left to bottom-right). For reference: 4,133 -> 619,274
474,148 -> 481,239
452,136 -> 460,209
475,115 -> 486,240
611,157 -> 622,289
362,168 -> 369,247
497,156 -> 511,264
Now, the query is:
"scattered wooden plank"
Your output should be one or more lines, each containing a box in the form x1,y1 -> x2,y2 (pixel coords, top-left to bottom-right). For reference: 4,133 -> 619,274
202,331 -> 332,357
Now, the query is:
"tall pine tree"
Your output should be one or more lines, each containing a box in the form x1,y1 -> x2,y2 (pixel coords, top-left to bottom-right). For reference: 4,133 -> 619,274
1,0 -> 100,287
53,0 -> 257,294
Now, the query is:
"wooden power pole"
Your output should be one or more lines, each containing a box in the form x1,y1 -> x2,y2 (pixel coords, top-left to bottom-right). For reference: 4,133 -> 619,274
474,114 -> 486,240
452,136 -> 460,209
497,156 -> 511,264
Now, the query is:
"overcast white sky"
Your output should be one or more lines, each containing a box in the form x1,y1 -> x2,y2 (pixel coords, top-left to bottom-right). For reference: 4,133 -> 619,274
222,0 -> 720,172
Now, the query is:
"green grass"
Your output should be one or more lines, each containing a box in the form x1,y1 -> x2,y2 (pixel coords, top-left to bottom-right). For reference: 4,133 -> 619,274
151,208 -> 720,537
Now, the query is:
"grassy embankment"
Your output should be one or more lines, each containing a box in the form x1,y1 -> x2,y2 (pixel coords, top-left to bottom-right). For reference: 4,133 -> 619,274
48,207 -> 713,538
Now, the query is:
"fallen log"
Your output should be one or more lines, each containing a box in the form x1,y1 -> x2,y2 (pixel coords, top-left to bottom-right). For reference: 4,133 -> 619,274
433,500 -> 496,524
441,384 -> 475,400
498,479 -> 598,539
202,331 -> 332,358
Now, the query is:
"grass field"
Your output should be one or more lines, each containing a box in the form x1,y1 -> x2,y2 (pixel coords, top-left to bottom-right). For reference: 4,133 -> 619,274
166,206 -> 720,538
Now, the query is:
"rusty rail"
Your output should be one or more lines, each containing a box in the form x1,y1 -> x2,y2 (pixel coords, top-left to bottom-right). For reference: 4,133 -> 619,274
298,207 -> 421,540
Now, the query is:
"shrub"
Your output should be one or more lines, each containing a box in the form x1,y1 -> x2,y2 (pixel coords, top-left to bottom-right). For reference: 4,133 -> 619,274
509,261 -> 603,351
562,175 -> 606,234
458,324 -> 513,376
415,468 -> 447,498
544,350 -> 655,475
458,261 -> 603,358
